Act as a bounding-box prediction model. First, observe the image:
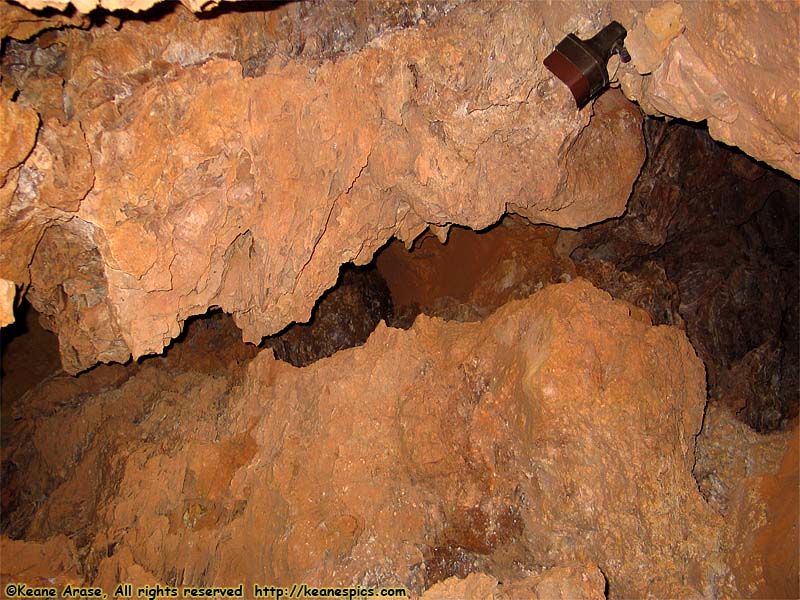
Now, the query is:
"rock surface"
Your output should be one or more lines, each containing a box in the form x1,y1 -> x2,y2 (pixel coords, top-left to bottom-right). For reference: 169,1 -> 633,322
6,0 -> 795,174
0,280 -> 736,598
1,3 -> 797,597
0,2 -> 86,42
419,566 -> 606,600
1,1 -> 646,372
695,403 -> 800,598
0,1 -> 797,373
3,0 -> 798,374
0,279 -> 15,327
378,124 -> 796,435
615,0 -> 799,178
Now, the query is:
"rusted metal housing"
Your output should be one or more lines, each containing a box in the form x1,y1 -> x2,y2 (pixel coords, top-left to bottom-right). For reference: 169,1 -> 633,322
544,21 -> 630,109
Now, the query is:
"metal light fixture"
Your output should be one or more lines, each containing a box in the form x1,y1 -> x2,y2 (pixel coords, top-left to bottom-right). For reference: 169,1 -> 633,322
544,21 -> 631,109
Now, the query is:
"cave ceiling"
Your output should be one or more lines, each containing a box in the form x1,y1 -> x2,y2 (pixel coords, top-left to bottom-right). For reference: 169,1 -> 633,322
0,0 -> 798,372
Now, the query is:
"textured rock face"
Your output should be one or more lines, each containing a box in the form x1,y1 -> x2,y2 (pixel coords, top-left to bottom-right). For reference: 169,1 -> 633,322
614,0 -> 800,178
695,403 -> 799,598
0,2 -> 86,41
575,258 -> 683,327
3,0 -> 798,374
1,4 -> 798,597
0,309 -> 257,542
1,280 -> 729,598
1,1 -> 646,372
376,124 -> 797,436
419,567 -> 606,600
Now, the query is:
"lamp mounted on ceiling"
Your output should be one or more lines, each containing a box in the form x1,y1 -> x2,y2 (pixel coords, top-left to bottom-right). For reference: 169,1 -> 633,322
544,21 -> 631,110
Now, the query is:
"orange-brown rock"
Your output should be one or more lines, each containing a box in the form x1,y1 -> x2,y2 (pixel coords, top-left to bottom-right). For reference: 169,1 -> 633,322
1,1 -> 647,372
0,2 -> 86,42
419,566 -> 606,600
0,82 -> 42,316
0,535 -> 81,588
15,0 -> 230,14
0,279 -> 16,327
695,403 -> 800,598
1,280 -> 736,598
1,3 -> 797,598
1,1 -> 797,371
612,0 -> 800,178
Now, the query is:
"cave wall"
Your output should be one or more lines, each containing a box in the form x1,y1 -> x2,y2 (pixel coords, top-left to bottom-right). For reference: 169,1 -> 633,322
3,274 -> 795,597
0,280 -> 731,598
1,0 -> 797,373
1,0 -> 647,372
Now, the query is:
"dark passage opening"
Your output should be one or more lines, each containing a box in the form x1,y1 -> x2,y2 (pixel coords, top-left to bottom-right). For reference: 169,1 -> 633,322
261,263 -> 394,368
0,298 -> 62,409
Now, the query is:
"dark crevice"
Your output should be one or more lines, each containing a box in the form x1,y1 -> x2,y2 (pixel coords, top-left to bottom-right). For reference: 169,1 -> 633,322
0,298 -> 62,408
262,262 -> 394,368
571,119 -> 799,432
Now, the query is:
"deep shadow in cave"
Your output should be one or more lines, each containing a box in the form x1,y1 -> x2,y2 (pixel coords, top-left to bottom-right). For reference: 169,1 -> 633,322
261,263 -> 394,367
376,217 -> 577,328
0,298 -> 63,409
573,119 -> 800,432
